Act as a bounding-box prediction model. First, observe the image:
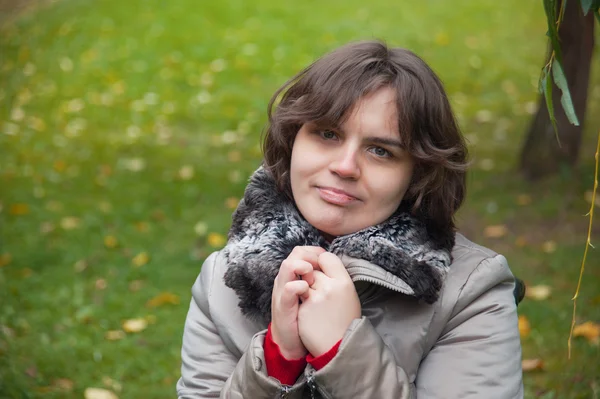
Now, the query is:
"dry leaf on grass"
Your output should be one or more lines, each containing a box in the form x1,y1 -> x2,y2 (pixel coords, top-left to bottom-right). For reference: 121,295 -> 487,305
9,203 -> 29,215
105,330 -> 126,341
225,197 -> 239,209
584,191 -> 600,207
131,252 -> 150,267
129,280 -> 144,292
102,376 -> 122,393
60,217 -> 81,230
104,235 -> 118,249
0,253 -> 12,267
522,358 -> 544,372
122,318 -> 147,333
178,165 -> 194,180
146,292 -> 180,308
84,387 -> 118,399
483,225 -> 508,238
542,241 -> 556,253
208,232 -> 226,248
518,315 -> 531,338
573,321 -> 600,345
53,378 -> 74,392
525,285 -> 552,301
516,194 -> 532,206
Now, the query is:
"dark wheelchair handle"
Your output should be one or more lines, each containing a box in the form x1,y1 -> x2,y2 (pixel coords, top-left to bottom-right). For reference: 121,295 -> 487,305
514,277 -> 526,306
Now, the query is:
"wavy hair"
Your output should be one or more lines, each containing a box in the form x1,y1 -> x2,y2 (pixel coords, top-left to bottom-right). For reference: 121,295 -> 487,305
262,40 -> 468,242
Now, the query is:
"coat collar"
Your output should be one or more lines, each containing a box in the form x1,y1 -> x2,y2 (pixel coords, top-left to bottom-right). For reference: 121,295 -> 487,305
223,167 -> 454,324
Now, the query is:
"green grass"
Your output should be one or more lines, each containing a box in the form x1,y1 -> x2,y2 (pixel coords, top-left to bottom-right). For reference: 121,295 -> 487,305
1,0 -> 599,397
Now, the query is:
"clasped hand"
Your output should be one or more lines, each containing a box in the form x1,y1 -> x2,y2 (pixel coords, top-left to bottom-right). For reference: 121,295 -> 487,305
270,246 -> 361,359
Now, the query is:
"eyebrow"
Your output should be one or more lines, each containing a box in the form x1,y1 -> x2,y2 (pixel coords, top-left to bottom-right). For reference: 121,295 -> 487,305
364,136 -> 405,149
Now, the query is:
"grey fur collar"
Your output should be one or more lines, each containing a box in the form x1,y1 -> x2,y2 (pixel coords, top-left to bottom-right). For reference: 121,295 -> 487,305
223,167 -> 454,324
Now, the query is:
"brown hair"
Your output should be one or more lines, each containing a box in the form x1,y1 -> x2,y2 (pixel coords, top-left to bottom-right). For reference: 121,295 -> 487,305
262,40 -> 468,239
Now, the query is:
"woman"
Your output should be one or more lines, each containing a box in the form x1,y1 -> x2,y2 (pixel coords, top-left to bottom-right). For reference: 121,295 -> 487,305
177,41 -> 523,398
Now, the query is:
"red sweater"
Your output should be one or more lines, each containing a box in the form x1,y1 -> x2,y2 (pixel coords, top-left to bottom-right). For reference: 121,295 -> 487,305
264,323 -> 341,385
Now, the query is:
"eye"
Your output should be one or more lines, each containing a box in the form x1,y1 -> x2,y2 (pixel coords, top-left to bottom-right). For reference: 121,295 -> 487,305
369,146 -> 392,158
319,130 -> 337,140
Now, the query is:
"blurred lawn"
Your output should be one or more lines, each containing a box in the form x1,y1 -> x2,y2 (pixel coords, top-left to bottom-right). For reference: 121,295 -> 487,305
1,0 -> 599,398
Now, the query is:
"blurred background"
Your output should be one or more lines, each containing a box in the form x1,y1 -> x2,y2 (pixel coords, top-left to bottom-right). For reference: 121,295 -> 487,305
1,0 -> 599,397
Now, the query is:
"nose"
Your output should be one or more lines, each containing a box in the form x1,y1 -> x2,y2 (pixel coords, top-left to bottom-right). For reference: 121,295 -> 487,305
329,146 -> 361,180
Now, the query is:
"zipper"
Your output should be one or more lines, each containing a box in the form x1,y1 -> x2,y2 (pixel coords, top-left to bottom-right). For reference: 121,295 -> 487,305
352,274 -> 412,295
280,385 -> 291,398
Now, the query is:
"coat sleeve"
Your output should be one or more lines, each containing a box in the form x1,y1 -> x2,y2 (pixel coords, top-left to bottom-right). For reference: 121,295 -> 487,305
305,316 -> 414,398
415,254 -> 524,399
305,254 -> 523,399
177,252 -> 306,399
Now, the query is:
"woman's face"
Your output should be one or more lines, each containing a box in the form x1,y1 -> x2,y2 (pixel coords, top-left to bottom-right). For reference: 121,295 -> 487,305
290,87 -> 414,238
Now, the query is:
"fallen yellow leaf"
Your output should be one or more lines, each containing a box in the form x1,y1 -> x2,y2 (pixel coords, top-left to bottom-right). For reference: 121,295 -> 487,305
542,240 -> 556,253
60,217 -> 81,230
227,150 -> 241,162
135,221 -> 149,232
584,190 -> 600,207
525,285 -> 552,301
207,232 -> 226,248
194,221 -> 208,237
104,235 -> 118,249
129,280 -> 144,292
53,378 -> 74,392
522,358 -> 544,372
9,203 -> 29,216
105,330 -> 126,341
102,376 -> 122,393
516,194 -> 532,206
131,252 -> 150,267
178,165 -> 194,180
74,259 -> 88,273
84,387 -> 118,399
573,321 -> 600,345
518,315 -> 531,338
515,236 -> 528,248
95,279 -> 107,290
483,225 -> 508,238
122,318 -> 147,333
225,197 -> 239,210
0,253 -> 12,268
434,32 -> 450,46
146,292 -> 180,308
53,160 -> 67,172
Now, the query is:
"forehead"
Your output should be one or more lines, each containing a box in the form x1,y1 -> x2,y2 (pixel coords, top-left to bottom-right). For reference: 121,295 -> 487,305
340,87 -> 400,136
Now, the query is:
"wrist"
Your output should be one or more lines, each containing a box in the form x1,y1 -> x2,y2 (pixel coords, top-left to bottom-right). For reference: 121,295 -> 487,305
270,324 -> 306,360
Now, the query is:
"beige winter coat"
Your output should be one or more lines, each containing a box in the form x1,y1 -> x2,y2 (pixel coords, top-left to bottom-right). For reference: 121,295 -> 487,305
177,233 -> 523,398
177,168 -> 523,398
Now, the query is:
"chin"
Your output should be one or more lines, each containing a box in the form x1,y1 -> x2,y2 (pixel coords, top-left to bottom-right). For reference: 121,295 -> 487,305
310,219 -> 356,238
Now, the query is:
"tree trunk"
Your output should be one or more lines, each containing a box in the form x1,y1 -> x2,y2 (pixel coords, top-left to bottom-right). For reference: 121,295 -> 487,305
519,1 -> 594,180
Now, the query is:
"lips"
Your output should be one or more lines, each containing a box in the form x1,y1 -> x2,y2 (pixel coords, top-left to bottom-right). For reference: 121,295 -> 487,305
317,186 -> 359,206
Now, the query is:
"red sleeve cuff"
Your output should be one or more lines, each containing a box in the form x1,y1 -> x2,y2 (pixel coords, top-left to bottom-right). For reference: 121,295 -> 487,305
306,340 -> 341,370
264,323 -> 307,385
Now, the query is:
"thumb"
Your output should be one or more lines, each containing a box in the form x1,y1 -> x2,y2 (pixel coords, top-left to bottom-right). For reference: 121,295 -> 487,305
281,280 -> 310,308
317,252 -> 349,280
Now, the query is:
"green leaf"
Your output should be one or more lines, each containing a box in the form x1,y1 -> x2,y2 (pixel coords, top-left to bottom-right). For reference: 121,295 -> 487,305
542,66 -> 558,138
582,0 -> 594,15
551,58 -> 580,126
595,8 -> 600,24
543,0 -> 562,63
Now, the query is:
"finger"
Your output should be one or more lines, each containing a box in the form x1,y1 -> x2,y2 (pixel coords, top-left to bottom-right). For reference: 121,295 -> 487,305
308,270 -> 327,290
317,252 -> 350,280
290,246 -> 326,268
278,259 -> 317,285
281,280 -> 310,308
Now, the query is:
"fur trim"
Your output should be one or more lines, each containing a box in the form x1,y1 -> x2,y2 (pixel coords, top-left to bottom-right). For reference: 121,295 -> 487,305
223,167 -> 453,324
